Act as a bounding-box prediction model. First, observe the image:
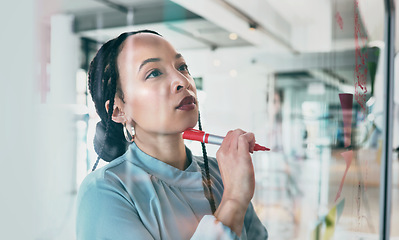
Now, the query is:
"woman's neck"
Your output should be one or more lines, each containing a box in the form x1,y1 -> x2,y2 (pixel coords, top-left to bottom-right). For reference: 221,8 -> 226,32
133,129 -> 188,170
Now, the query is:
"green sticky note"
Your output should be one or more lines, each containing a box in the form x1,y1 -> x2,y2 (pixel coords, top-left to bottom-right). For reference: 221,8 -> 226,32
312,198 -> 345,240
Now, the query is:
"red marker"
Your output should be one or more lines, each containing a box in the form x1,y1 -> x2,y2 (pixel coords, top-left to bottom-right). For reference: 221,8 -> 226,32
182,128 -> 270,152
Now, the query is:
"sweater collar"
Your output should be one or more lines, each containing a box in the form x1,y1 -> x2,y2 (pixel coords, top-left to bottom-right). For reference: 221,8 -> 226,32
125,142 -> 203,189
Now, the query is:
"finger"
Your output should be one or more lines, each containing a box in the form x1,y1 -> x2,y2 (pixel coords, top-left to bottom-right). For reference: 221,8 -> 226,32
246,132 -> 256,153
238,132 -> 255,154
219,130 -> 234,151
229,129 -> 246,152
223,130 -> 234,144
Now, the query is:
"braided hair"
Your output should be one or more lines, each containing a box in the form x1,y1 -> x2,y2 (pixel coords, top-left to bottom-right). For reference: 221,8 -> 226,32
198,112 -> 217,213
87,30 -> 217,213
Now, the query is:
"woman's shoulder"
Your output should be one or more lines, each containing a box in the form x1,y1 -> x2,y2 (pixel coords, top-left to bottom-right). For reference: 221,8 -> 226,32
78,152 -> 148,195
77,157 -> 129,195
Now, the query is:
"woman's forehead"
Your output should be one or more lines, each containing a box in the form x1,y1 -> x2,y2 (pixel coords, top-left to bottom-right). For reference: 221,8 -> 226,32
119,33 -> 177,63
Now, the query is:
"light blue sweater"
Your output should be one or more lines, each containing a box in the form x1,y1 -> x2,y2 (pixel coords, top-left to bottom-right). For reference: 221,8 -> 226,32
76,142 -> 268,239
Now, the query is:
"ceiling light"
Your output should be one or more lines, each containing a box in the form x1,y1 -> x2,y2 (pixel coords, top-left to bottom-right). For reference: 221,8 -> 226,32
229,33 -> 238,40
213,59 -> 221,67
229,69 -> 238,77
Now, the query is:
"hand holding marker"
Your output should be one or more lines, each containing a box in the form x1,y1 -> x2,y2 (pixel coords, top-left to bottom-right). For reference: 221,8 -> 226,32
182,128 -> 270,152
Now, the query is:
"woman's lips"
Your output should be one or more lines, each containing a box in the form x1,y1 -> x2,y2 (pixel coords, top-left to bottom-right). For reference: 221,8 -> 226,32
176,96 -> 196,111
177,103 -> 195,111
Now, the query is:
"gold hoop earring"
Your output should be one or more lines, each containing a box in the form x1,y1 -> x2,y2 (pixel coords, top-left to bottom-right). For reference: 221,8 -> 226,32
123,122 -> 135,142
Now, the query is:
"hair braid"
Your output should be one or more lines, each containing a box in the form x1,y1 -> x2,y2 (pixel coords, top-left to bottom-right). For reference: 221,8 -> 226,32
198,112 -> 217,214
89,40 -> 114,171
90,39 -> 119,171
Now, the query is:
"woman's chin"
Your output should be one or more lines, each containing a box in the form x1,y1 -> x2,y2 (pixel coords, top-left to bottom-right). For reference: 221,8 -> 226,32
179,119 -> 198,132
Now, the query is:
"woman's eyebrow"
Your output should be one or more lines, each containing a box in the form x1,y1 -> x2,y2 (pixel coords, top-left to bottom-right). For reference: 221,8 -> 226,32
138,54 -> 183,71
139,58 -> 161,71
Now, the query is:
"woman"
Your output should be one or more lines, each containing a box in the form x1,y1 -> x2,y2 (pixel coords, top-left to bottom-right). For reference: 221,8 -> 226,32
76,30 -> 268,240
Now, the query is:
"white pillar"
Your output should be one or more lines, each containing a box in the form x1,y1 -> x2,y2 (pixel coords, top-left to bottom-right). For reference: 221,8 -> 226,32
49,14 -> 78,104
35,14 -> 79,240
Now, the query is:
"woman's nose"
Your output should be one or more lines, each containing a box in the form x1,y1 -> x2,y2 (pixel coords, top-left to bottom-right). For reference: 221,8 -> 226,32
171,73 -> 190,94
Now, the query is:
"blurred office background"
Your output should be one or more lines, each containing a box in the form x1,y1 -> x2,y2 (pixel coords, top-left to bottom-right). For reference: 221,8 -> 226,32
1,0 -> 398,239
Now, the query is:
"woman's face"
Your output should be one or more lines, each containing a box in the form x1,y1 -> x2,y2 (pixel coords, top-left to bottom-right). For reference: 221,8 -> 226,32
115,33 -> 198,135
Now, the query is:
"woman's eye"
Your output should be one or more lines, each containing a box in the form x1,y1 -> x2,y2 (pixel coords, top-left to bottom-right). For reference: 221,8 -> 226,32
146,69 -> 162,79
178,64 -> 190,74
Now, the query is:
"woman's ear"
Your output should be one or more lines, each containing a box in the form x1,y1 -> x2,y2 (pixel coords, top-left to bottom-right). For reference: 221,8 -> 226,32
105,100 -> 125,123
